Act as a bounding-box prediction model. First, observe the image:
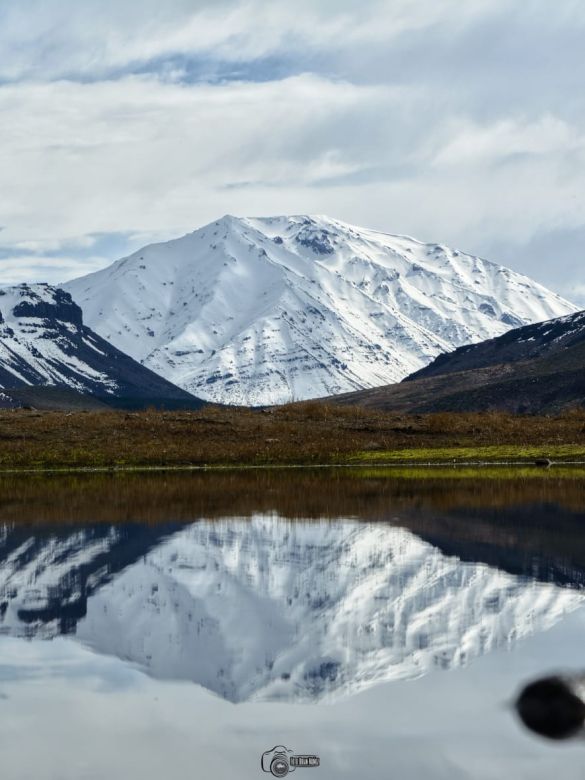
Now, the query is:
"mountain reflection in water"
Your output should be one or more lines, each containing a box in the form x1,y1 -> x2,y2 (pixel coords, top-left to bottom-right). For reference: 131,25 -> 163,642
1,469 -> 585,704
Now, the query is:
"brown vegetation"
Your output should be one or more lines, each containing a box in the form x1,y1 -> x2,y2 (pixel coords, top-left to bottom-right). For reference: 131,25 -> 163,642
0,404 -> 584,470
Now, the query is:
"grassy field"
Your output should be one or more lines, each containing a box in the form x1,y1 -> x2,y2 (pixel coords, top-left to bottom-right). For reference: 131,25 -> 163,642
350,443 -> 585,464
0,403 -> 584,470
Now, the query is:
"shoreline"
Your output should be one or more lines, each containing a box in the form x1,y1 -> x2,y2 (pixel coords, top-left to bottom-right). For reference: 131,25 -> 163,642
0,460 -> 585,477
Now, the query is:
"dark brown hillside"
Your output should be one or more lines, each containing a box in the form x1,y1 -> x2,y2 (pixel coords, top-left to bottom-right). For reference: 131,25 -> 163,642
329,311 -> 585,414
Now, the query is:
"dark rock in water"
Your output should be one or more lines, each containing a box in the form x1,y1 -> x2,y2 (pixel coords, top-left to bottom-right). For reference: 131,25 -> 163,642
535,458 -> 552,467
516,676 -> 585,740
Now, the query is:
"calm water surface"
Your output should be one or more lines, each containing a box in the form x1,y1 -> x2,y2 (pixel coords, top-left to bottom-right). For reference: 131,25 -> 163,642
1,468 -> 585,779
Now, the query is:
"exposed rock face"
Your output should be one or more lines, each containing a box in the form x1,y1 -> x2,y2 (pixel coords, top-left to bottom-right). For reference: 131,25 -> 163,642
10,287 -> 83,326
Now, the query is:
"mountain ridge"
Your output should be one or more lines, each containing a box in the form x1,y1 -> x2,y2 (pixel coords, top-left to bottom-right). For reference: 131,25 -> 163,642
0,283 -> 205,409
407,309 -> 585,381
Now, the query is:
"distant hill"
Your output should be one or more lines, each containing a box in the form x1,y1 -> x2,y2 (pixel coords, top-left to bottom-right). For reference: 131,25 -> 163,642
0,283 -> 206,410
408,310 -> 585,381
329,310 -> 585,414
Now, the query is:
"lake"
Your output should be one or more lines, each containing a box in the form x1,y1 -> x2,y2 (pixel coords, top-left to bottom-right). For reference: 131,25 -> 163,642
1,468 -> 585,779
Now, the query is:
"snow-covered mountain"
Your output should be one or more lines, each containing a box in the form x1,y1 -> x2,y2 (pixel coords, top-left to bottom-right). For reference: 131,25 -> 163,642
0,283 -> 202,406
1,518 -> 581,702
65,215 -> 578,405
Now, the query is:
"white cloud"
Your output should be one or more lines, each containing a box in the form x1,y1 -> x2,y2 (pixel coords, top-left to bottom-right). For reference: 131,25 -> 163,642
0,255 -> 110,287
0,74 -> 400,245
430,116 -> 583,167
570,283 -> 585,302
0,0 -> 584,302
4,71 -> 585,247
0,0 -> 512,82
1,70 -> 585,297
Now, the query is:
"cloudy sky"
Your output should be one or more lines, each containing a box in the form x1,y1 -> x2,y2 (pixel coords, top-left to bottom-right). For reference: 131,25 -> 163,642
1,0 -> 584,303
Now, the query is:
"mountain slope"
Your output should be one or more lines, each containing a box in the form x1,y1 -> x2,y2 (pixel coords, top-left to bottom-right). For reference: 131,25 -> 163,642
0,283 -> 204,408
64,215 -> 577,406
330,309 -> 585,414
408,309 -> 585,381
